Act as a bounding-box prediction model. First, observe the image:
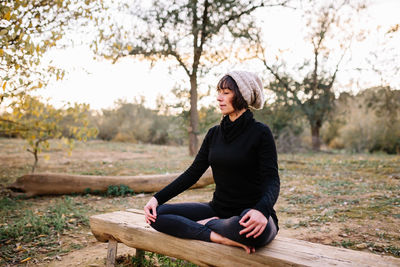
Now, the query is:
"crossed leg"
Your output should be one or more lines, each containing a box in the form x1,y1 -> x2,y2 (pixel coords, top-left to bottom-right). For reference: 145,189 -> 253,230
150,202 -> 277,253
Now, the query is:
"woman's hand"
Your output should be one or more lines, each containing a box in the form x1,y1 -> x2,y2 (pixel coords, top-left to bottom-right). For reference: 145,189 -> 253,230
239,209 -> 268,238
144,197 -> 158,224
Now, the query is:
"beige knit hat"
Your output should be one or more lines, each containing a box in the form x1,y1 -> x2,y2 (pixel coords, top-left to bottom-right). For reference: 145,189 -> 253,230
227,71 -> 265,109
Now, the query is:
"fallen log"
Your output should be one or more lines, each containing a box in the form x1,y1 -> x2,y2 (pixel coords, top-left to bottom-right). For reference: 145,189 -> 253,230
8,168 -> 214,197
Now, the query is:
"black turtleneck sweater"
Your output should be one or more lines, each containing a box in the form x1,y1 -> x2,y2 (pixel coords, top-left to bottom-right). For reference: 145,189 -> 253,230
154,109 -> 280,229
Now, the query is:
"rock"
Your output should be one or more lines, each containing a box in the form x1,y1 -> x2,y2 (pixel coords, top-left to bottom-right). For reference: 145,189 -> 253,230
356,243 -> 368,249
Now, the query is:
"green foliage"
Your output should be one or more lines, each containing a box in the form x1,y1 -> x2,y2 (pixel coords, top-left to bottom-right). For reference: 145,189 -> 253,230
106,184 -> 134,197
83,185 -> 134,196
83,188 -> 101,195
0,95 -> 98,172
116,252 -> 197,267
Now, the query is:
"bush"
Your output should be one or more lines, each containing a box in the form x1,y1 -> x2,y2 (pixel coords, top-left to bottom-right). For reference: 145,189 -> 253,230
95,100 -> 185,145
254,102 -> 306,153
106,184 -> 134,196
322,87 -> 400,154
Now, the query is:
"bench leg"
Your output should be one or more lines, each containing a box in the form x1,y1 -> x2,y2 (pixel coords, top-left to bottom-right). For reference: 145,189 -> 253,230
135,249 -> 145,267
106,239 -> 118,267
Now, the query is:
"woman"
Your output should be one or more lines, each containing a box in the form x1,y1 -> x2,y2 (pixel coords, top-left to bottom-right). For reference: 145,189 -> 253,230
144,71 -> 280,254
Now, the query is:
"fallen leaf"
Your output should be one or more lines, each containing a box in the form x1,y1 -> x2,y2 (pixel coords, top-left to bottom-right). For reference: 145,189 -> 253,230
20,257 -> 31,263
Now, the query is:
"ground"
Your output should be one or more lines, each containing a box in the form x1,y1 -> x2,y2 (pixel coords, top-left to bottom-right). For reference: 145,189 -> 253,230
0,138 -> 399,266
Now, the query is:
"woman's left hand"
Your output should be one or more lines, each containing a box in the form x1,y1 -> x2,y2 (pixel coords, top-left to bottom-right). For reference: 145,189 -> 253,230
239,209 -> 268,238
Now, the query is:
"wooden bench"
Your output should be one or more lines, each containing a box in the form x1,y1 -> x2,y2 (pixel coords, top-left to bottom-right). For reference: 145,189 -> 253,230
90,209 -> 400,267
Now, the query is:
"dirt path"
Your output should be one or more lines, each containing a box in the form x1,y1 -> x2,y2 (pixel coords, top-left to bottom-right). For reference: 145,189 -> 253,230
40,242 -> 137,267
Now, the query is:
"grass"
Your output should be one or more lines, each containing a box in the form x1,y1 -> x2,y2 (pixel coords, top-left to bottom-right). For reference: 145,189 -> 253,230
0,138 -> 399,265
116,252 -> 197,267
0,195 -> 89,265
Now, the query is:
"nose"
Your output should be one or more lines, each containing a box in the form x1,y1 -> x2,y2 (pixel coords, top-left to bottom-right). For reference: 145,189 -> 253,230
217,93 -> 223,102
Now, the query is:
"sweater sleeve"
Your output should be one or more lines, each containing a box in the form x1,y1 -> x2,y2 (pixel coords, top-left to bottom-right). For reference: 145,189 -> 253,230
154,127 -> 214,205
252,125 -> 280,219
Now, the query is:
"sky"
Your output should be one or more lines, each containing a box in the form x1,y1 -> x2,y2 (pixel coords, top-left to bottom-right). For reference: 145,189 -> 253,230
39,0 -> 400,111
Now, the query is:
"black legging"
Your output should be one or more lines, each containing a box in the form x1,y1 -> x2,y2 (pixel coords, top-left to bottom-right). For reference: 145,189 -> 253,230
150,202 -> 277,248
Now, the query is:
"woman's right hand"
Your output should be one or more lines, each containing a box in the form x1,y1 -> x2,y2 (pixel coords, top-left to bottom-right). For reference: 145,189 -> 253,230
144,196 -> 158,224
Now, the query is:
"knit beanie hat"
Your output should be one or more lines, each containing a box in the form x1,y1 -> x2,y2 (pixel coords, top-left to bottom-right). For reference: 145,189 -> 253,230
227,71 -> 265,109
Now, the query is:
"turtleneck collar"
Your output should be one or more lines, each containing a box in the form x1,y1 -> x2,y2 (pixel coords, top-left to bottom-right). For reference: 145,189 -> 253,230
220,109 -> 254,143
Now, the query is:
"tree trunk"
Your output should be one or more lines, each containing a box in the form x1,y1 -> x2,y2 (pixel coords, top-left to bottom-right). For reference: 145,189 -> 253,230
311,124 -> 321,151
189,74 -> 199,156
31,149 -> 38,173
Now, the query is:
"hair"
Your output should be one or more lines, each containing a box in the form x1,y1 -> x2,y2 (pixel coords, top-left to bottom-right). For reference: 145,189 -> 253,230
217,75 -> 248,111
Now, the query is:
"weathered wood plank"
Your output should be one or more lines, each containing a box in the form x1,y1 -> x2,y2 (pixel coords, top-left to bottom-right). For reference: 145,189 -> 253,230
90,209 -> 400,267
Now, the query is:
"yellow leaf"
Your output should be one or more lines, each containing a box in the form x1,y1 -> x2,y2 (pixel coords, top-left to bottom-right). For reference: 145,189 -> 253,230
2,81 -> 6,91
44,155 -> 50,161
20,257 -> 31,263
0,49 -> 3,57
4,11 -> 11,21
127,45 -> 132,51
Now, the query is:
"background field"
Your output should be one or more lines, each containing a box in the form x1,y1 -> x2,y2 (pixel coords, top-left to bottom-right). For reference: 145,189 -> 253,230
0,138 -> 399,266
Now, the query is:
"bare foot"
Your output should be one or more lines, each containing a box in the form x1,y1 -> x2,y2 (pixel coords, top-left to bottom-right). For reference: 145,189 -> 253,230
210,231 -> 255,254
197,216 -> 219,225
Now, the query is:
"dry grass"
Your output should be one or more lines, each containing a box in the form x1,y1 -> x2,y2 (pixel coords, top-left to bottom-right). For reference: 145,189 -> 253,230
0,138 -> 399,266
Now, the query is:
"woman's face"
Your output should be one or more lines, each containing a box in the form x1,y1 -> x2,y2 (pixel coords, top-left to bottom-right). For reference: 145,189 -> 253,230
217,88 -> 235,115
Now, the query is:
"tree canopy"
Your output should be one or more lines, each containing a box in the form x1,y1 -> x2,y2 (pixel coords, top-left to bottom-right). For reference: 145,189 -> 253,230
0,0 -> 96,105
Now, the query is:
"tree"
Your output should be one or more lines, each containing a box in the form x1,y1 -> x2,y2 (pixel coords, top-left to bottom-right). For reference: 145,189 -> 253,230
94,0 -> 288,155
0,96 -> 98,172
0,0 -> 97,106
257,0 -> 366,150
